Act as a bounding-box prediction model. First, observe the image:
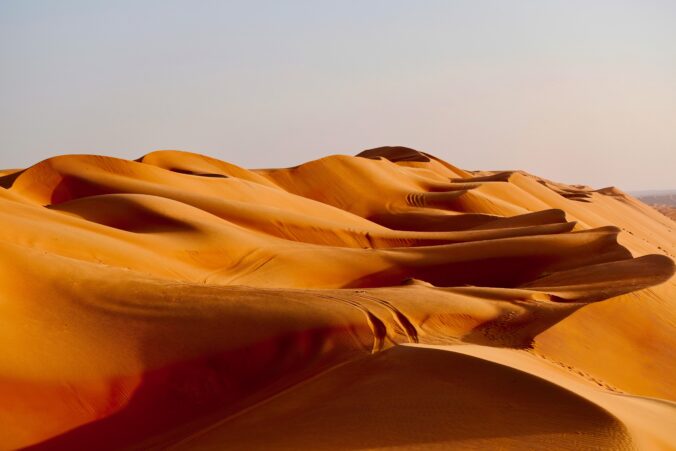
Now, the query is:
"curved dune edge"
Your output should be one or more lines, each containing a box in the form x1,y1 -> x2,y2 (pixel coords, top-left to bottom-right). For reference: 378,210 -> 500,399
0,146 -> 674,449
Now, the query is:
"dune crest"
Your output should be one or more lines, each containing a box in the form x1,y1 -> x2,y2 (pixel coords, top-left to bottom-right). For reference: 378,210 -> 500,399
0,147 -> 674,449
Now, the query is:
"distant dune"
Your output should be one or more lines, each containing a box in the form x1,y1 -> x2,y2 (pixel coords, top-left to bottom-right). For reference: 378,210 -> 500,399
650,205 -> 676,221
0,146 -> 674,450
632,190 -> 676,221
632,190 -> 676,204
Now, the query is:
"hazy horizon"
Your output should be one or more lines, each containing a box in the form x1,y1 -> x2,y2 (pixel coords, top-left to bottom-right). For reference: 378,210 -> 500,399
1,1 -> 674,191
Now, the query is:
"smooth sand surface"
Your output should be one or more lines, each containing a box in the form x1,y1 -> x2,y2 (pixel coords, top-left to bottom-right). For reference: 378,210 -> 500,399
0,146 -> 674,450
650,205 -> 676,221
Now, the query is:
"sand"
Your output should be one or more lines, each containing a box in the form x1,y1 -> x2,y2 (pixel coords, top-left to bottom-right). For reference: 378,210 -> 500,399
649,205 -> 676,221
0,146 -> 673,450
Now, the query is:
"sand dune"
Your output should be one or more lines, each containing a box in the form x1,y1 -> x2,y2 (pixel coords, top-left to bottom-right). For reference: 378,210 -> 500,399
0,146 -> 674,449
653,205 -> 676,221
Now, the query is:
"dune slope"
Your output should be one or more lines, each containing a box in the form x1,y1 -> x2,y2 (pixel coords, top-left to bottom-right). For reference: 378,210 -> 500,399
0,146 -> 674,450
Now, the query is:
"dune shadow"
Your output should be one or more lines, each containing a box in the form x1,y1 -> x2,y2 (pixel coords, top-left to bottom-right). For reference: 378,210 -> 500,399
23,326 -> 361,451
169,345 -> 632,449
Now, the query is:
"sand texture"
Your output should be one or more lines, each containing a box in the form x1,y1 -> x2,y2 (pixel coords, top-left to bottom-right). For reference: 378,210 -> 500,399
0,146 -> 674,450
650,205 -> 676,221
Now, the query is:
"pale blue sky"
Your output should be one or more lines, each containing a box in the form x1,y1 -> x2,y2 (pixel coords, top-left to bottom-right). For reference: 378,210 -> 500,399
1,1 -> 674,190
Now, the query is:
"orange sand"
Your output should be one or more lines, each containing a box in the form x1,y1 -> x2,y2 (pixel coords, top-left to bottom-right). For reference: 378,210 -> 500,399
0,146 -> 674,450
650,205 -> 676,221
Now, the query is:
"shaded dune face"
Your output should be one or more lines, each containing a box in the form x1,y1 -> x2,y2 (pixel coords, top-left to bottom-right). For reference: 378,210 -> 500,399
0,147 -> 673,450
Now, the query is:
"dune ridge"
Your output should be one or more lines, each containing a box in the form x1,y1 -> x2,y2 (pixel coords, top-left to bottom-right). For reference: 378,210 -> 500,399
0,146 -> 674,450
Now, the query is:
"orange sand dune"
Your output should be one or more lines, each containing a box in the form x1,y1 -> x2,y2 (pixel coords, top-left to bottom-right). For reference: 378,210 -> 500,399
650,204 -> 676,221
0,146 -> 674,450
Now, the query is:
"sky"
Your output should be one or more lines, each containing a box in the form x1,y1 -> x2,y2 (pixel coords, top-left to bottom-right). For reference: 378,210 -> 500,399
1,0 -> 674,190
